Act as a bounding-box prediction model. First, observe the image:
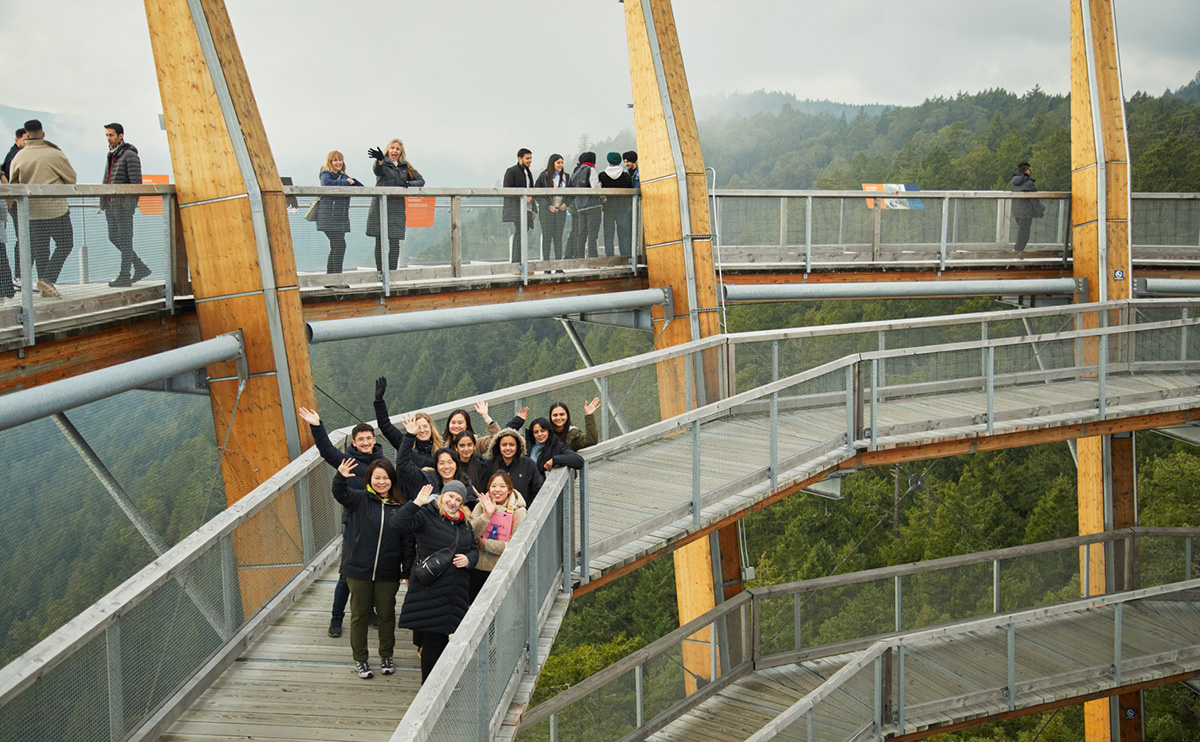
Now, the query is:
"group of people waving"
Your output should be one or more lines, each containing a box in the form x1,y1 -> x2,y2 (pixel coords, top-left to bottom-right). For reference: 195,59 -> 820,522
298,378 -> 597,682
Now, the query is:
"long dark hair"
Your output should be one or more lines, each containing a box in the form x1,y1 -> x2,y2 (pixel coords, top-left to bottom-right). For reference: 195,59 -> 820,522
544,153 -> 564,183
432,447 -> 464,484
364,459 -> 400,501
442,409 -> 475,441
548,402 -> 572,442
451,430 -> 478,461
491,430 -> 523,465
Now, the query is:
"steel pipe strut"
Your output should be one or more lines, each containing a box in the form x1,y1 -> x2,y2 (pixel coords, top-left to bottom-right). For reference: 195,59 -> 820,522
0,333 -> 244,433
306,289 -> 669,344
723,279 -> 1081,302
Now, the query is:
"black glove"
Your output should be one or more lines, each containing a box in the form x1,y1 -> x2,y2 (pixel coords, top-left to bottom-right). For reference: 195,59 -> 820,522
367,146 -> 384,161
374,376 -> 387,401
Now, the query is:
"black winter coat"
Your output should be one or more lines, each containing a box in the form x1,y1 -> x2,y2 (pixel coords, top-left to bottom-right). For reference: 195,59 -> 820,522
333,476 -> 414,583
529,434 -> 584,474
484,427 -> 544,506
366,159 -> 424,240
502,162 -> 538,223
317,169 -> 363,234
1010,172 -> 1040,219
102,141 -> 142,213
394,430 -> 479,509
310,421 -> 385,524
396,501 -> 479,634
374,398 -> 437,470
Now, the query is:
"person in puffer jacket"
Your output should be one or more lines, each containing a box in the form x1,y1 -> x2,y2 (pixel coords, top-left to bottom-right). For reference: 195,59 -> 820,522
333,457 -> 413,680
396,480 -> 478,682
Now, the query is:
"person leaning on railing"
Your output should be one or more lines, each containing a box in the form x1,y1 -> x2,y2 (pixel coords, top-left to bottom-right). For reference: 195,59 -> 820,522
333,457 -> 414,680
297,405 -> 386,639
396,479 -> 478,683
316,150 -> 363,279
467,471 -> 527,601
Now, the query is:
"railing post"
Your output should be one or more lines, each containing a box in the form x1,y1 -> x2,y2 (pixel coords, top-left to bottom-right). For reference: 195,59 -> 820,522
778,196 -> 788,254
692,419 -> 702,530
579,461 -> 590,585
379,194 -> 390,296
894,575 -> 902,632
630,193 -> 639,272
1113,602 -> 1123,687
1186,537 -> 1193,582
550,714 -> 559,742
294,477 -> 315,562
898,644 -> 906,733
520,187 -> 529,285
1181,308 -> 1189,362
527,537 -> 540,674
838,197 -> 845,246
1006,622 -> 1016,710
805,195 -> 813,273
220,535 -> 241,637
770,340 -> 779,490
1099,324 -> 1109,418
77,199 -> 90,285
870,358 -> 879,450
562,472 -> 574,592
598,376 -> 611,441
476,634 -> 492,742
938,196 -> 949,272
794,592 -> 803,652
17,196 -> 34,346
1084,543 -> 1091,598
986,346 -> 996,435
162,192 -> 176,313
807,708 -> 815,742
106,621 -> 125,742
872,198 -> 882,261
451,195 -> 462,278
878,330 -> 886,389
845,364 -> 857,454
635,663 -> 645,728
993,559 -> 1001,614
874,653 -> 884,741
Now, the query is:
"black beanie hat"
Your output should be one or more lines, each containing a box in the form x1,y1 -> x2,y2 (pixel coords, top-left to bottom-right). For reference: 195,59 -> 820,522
622,150 -> 637,163
579,151 -> 596,165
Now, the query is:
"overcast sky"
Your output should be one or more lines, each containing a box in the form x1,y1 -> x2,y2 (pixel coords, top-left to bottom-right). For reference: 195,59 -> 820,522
2,1 -> 1197,186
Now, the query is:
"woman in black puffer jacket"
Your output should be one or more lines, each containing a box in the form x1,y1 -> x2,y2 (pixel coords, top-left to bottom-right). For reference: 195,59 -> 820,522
333,458 -> 413,680
396,480 -> 478,682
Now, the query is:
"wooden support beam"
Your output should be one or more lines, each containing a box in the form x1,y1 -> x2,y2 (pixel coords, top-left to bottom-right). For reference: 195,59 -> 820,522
1072,1 -> 1137,738
144,0 -> 315,615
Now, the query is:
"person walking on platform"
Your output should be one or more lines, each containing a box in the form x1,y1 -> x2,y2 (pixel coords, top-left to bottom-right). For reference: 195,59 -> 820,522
1010,161 -> 1042,253
502,148 -> 537,265
8,119 -> 75,298
366,139 -> 424,273
565,152 -> 601,259
102,123 -> 151,287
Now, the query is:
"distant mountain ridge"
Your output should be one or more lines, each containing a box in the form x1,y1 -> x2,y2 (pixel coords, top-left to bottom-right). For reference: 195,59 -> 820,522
692,90 -> 887,121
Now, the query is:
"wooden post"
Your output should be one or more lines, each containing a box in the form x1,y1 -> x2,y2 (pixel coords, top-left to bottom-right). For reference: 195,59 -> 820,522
1071,3 -> 1139,739
625,0 -> 731,695
144,0 -> 316,618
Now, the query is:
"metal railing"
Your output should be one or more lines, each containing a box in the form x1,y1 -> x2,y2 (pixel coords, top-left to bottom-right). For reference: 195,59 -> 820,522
0,430 -> 342,742
710,189 -> 1200,270
281,186 -> 641,293
0,183 -> 178,347
517,527 -> 1200,742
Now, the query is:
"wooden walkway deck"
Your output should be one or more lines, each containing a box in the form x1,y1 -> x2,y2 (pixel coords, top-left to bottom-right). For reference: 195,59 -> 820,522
583,372 -> 1200,581
161,562 -> 421,742
649,598 -> 1200,741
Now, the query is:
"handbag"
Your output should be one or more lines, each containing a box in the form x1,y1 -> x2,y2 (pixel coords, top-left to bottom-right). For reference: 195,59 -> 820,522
412,522 -> 460,586
304,198 -> 321,222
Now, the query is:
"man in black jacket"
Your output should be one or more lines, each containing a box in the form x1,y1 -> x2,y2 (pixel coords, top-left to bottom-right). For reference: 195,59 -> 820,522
102,123 -> 151,286
502,148 -> 537,264
1010,161 -> 1041,253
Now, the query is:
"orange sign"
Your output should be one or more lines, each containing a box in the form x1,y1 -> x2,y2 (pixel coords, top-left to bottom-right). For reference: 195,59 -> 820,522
140,174 -> 170,214
406,196 -> 435,228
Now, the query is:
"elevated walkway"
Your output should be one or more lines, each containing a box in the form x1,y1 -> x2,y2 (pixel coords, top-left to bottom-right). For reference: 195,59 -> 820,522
4,300 -> 1200,741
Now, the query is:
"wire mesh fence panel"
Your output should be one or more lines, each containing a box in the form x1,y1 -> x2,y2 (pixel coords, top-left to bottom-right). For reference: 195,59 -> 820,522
756,592 -> 801,659
427,649 -> 484,742
805,661 -> 877,742
1138,535 -> 1189,588
997,548 -> 1081,611
1015,606 -> 1113,692
460,196 -> 511,266
878,198 -> 945,254
794,578 -> 894,653
522,668 -> 639,742
1132,197 -> 1200,252
814,196 -> 875,252
774,371 -> 850,470
944,196 -> 1002,247
717,196 -> 785,249
641,642 -> 689,724
900,562 -> 992,630
0,629 -> 109,742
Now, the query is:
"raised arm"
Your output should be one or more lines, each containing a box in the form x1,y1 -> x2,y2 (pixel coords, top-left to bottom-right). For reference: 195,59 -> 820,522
298,406 -> 346,468
372,377 -> 404,449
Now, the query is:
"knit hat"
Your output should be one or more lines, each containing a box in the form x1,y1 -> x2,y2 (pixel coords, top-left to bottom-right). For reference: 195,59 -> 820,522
441,480 -> 467,498
623,150 -> 637,163
579,151 -> 596,165
607,151 -> 621,165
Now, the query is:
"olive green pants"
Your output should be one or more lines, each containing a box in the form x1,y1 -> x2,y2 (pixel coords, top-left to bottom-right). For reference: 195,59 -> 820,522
345,577 -> 399,663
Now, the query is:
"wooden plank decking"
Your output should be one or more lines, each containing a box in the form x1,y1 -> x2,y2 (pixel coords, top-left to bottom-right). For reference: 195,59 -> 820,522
161,562 -> 421,742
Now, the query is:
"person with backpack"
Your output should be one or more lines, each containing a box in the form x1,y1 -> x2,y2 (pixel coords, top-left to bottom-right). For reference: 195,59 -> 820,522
565,152 -> 601,259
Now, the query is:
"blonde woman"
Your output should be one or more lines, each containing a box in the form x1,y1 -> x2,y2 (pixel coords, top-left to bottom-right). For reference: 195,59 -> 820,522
365,139 -> 425,271
316,150 -> 362,274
